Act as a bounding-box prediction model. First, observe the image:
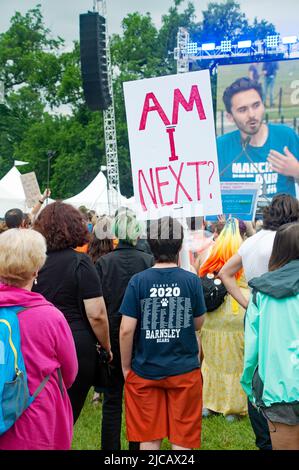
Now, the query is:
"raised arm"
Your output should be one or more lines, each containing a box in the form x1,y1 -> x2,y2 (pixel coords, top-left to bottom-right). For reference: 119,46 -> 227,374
30,188 -> 51,220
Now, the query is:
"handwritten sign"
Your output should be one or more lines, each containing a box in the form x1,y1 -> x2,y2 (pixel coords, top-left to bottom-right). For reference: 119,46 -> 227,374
20,172 -> 41,208
123,70 -> 222,220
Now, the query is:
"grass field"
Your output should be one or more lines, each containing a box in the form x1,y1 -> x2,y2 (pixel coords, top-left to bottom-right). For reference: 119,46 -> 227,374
72,390 -> 257,451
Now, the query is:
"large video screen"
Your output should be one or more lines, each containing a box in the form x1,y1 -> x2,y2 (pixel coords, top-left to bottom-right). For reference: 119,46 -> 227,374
216,58 -> 299,134
216,58 -> 299,199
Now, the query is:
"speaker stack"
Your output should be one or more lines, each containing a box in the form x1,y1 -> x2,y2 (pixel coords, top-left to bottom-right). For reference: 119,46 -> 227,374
79,12 -> 112,111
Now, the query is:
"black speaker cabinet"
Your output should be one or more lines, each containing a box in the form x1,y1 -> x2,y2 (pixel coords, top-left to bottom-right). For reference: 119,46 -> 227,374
80,12 -> 112,111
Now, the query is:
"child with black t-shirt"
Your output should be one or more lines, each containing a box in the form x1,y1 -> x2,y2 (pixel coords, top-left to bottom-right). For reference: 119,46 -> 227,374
119,217 -> 206,450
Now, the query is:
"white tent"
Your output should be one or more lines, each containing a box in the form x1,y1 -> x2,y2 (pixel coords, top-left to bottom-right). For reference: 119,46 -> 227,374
0,167 -> 134,218
0,167 -> 29,216
0,185 -> 25,218
0,166 -> 26,197
0,167 -> 54,217
64,171 -> 133,215
64,171 -> 110,214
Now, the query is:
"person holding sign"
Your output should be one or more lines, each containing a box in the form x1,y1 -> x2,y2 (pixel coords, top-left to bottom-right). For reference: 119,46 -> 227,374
4,189 -> 51,229
217,77 -> 299,199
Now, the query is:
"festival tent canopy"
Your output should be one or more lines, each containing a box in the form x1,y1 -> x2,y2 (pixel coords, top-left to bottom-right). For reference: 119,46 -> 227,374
64,171 -> 109,214
64,171 -> 133,215
0,167 -> 134,218
0,166 -> 54,217
0,184 -> 25,217
0,166 -> 26,199
0,167 -> 29,216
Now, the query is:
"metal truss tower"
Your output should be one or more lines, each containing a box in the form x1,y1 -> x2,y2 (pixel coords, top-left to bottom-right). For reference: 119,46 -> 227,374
94,0 -> 120,214
174,27 -> 190,74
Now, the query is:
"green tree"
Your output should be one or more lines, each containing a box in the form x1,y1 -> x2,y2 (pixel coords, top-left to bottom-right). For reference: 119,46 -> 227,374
0,5 -> 64,182
158,0 -> 196,73
191,1 -> 276,44
0,1 -> 278,201
0,5 -> 104,198
110,1 -> 197,195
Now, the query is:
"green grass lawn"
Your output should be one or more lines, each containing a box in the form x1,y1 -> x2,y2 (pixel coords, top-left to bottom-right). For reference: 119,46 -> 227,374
72,390 -> 257,450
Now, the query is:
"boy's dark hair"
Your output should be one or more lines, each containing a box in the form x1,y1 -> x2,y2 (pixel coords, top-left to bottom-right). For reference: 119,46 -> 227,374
223,77 -> 263,113
147,217 -> 183,263
4,208 -> 24,228
263,194 -> 299,231
269,222 -> 299,271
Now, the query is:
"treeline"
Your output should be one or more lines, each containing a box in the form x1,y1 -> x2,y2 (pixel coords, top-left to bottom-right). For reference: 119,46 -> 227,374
0,0 -> 276,198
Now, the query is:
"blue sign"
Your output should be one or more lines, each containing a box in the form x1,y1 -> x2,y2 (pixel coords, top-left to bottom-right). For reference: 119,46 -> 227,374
205,182 -> 260,221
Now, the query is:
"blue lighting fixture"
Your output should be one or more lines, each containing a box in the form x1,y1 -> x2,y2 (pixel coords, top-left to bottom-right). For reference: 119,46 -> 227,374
202,43 -> 215,51
187,42 -> 198,54
282,35 -> 297,44
266,35 -> 280,48
237,40 -> 252,48
220,40 -> 232,52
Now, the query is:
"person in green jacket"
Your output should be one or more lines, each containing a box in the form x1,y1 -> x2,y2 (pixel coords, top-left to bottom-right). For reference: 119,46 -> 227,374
241,222 -> 299,450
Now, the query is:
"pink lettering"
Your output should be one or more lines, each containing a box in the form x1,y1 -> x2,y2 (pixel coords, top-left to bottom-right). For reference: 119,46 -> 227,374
138,168 -> 158,211
166,127 -> 179,162
169,163 -> 192,203
172,85 -> 207,125
155,167 -> 173,206
139,92 -> 171,130
187,161 -> 207,201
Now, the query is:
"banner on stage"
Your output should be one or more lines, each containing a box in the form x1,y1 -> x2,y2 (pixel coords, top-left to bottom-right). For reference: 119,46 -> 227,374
206,182 -> 261,221
123,70 -> 222,220
20,172 -> 41,208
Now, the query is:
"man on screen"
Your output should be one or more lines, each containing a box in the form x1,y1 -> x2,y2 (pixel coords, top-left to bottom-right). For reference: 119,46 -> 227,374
217,77 -> 299,197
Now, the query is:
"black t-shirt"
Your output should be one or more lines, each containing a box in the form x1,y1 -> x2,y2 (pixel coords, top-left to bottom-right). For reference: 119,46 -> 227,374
95,242 -> 153,365
33,248 -> 102,330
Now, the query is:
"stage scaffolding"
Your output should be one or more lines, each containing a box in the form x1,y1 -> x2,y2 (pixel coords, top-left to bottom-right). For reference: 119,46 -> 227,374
174,28 -> 299,68
94,0 -> 120,215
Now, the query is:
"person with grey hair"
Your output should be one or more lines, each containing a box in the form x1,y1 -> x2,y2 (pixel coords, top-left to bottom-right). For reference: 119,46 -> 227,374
0,229 -> 78,449
95,208 -> 154,450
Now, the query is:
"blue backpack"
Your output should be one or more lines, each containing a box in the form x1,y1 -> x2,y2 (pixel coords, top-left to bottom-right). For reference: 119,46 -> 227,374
0,306 -> 53,435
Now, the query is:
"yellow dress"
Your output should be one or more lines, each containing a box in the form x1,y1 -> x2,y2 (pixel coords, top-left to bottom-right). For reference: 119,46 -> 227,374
200,278 -> 249,416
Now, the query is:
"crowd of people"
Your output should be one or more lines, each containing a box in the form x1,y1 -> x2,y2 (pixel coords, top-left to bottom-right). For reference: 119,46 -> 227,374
0,190 -> 298,451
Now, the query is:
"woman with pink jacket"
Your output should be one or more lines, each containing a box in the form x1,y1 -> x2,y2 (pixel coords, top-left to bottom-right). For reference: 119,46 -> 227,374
0,228 -> 78,450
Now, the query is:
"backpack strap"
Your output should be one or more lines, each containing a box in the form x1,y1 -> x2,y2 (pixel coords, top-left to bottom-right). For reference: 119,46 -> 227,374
32,369 -> 64,399
57,368 -> 64,396
32,374 -> 51,398
0,319 -> 19,375
2,306 -> 65,399
16,307 -> 65,397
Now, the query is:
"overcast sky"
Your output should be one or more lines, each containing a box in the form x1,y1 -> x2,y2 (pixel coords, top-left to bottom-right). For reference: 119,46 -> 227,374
0,0 -> 298,48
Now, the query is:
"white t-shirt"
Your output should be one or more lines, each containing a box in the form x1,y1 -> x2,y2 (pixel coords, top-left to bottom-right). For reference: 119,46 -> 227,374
238,229 -> 276,282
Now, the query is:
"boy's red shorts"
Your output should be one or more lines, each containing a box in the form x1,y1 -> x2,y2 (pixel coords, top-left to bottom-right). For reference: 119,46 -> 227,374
124,368 -> 203,449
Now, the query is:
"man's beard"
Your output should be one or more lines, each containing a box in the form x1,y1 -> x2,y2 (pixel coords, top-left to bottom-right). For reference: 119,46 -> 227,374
237,118 -> 263,136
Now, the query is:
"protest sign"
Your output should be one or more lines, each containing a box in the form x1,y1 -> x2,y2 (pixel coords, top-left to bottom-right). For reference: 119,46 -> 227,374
20,172 -> 41,208
123,70 -> 222,220
206,182 -> 261,221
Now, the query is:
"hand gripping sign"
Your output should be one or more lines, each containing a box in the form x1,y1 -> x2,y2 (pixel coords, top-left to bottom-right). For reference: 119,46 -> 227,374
123,70 -> 222,220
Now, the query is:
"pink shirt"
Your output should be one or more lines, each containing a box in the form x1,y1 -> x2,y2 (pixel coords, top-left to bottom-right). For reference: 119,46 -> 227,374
0,284 -> 78,450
